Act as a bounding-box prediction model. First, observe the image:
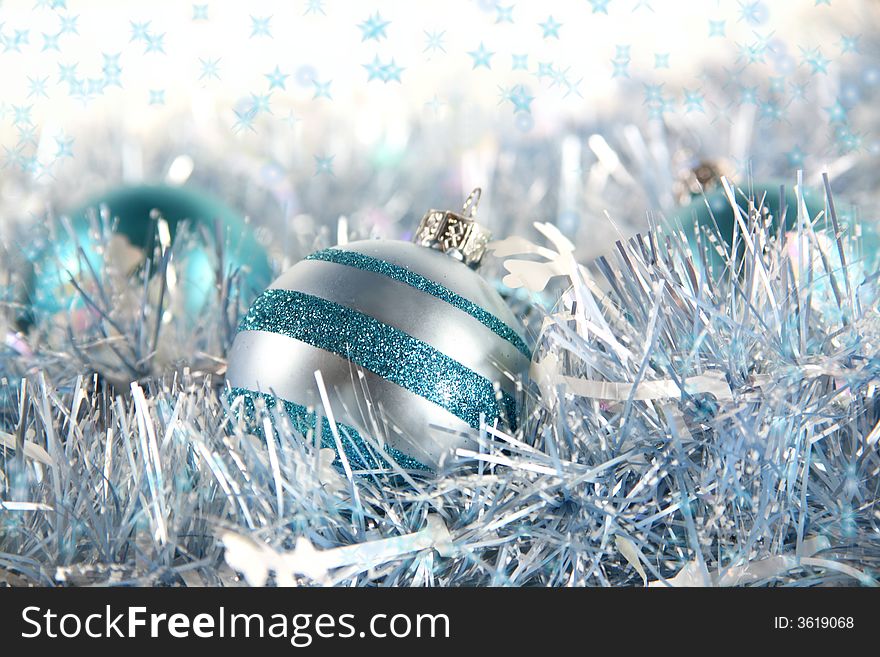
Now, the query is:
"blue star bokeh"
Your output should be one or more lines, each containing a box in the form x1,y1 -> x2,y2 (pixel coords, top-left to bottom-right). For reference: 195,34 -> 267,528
0,0 -> 876,263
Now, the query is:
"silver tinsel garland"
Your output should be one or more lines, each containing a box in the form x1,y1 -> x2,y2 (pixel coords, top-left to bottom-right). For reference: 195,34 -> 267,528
1,171 -> 878,586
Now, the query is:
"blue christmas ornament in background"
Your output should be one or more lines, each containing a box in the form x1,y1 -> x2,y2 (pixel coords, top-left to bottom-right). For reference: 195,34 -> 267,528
672,162 -> 828,275
226,189 -> 531,472
24,183 -> 272,327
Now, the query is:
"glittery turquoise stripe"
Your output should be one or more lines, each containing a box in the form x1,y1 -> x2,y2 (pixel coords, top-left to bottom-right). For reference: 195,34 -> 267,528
306,248 -> 532,358
228,387 -> 431,472
238,289 -> 517,430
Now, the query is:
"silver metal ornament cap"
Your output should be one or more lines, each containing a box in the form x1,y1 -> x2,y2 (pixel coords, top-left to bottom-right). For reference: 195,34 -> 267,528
413,188 -> 492,269
673,159 -> 734,205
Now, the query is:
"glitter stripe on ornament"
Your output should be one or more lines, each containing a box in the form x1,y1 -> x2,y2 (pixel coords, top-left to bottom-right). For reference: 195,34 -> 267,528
226,330 -> 477,468
238,289 -> 517,430
306,248 -> 532,358
268,259 -> 526,395
227,387 -> 431,471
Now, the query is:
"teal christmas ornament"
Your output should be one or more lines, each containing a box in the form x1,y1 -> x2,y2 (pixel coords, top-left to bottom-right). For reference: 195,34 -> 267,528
672,163 -> 825,275
25,183 -> 272,326
226,189 -> 531,471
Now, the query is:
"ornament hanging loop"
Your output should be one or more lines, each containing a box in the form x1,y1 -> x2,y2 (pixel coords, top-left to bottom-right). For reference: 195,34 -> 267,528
462,187 -> 481,218
414,187 -> 492,269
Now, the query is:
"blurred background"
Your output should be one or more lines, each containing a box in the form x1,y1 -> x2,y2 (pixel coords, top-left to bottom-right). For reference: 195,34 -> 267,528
3,1 -> 880,589
0,0 -> 878,270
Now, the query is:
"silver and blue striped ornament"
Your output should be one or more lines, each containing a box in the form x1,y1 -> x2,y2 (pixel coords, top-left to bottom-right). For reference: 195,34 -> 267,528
226,233 -> 531,471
